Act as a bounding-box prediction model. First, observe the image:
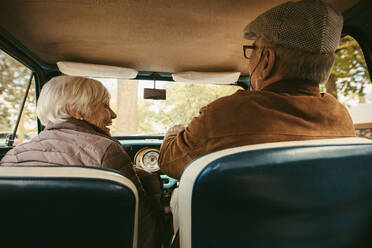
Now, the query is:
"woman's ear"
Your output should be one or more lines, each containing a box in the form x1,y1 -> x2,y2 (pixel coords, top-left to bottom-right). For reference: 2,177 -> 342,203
262,48 -> 276,80
66,105 -> 81,119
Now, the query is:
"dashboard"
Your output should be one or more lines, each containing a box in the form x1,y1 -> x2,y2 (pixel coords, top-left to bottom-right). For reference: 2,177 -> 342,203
120,137 -> 178,190
135,147 -> 161,173
120,137 -> 162,169
124,145 -> 161,172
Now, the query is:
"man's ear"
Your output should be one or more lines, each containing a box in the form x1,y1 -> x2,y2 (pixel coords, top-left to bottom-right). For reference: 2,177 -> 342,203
262,48 -> 276,80
66,104 -> 81,119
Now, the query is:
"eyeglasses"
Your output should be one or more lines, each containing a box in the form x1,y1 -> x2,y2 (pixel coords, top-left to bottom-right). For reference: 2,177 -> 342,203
243,45 -> 257,59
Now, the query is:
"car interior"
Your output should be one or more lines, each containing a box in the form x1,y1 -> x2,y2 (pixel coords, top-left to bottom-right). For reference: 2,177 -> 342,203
0,0 -> 371,247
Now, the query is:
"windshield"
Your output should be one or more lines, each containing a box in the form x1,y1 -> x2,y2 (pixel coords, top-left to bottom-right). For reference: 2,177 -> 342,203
96,78 -> 240,136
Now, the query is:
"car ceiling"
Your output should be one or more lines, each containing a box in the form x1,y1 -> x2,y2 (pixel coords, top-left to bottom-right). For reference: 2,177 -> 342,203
0,0 -> 361,76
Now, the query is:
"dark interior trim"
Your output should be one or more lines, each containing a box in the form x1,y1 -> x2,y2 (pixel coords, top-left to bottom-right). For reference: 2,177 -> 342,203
342,0 -> 372,77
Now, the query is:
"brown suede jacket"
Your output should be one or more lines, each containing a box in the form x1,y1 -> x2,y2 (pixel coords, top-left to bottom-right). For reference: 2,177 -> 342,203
1,118 -> 163,248
159,79 -> 356,179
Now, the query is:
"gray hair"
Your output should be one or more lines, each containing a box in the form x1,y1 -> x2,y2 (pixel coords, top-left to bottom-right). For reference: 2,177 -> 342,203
261,39 -> 335,83
36,76 -> 109,125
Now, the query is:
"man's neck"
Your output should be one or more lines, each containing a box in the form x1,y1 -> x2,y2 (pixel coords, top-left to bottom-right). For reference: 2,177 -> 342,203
256,74 -> 284,91
262,79 -> 320,96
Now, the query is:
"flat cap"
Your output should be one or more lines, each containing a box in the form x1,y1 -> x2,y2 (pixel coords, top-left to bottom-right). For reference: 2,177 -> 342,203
243,0 -> 343,54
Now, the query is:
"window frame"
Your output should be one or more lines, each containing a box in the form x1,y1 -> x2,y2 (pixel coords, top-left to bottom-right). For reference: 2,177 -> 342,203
0,27 -> 56,144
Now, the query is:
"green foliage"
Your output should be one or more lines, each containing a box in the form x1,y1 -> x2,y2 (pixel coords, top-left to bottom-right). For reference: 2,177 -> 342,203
0,51 -> 35,132
327,35 -> 371,104
137,83 -> 239,133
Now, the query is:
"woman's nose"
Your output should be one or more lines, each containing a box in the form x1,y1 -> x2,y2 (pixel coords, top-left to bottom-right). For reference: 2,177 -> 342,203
110,108 -> 117,119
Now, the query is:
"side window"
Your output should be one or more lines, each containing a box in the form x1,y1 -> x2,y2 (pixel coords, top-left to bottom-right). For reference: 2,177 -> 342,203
0,49 -> 37,147
321,35 -> 372,138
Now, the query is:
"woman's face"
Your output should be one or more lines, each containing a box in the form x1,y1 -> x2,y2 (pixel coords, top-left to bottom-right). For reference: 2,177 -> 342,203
85,102 -> 117,135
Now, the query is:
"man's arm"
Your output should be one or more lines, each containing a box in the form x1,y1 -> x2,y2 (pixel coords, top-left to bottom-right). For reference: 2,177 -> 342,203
159,106 -> 209,179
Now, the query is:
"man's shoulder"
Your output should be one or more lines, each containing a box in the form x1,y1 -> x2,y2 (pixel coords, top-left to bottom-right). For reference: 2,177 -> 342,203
206,89 -> 270,110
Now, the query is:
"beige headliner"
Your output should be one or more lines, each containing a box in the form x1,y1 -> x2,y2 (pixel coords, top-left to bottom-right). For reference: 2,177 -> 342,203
0,0 -> 359,75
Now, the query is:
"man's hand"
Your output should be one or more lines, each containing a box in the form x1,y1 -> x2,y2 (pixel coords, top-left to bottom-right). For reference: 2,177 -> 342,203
166,124 -> 185,134
163,124 -> 185,141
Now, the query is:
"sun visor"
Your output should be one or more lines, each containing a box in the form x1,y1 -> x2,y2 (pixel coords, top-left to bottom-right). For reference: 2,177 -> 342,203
172,71 -> 241,84
57,61 -> 138,79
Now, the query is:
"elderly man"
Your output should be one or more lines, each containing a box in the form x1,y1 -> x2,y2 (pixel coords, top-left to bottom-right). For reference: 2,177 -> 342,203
159,0 -> 356,180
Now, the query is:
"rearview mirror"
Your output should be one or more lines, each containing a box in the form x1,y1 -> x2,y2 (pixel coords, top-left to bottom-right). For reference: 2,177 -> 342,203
143,88 -> 166,100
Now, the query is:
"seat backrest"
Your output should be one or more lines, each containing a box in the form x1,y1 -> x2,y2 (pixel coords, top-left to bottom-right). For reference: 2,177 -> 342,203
0,166 -> 138,248
178,137 -> 372,248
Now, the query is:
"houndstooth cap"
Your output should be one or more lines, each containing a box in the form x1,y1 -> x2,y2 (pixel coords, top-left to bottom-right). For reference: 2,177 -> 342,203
243,0 -> 343,54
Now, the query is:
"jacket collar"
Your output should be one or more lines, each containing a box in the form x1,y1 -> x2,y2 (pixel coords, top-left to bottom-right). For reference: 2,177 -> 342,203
45,118 -> 120,144
262,79 -> 321,96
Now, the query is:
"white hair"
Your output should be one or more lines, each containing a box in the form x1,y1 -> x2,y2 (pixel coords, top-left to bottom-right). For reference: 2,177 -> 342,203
260,38 -> 335,83
36,76 -> 110,125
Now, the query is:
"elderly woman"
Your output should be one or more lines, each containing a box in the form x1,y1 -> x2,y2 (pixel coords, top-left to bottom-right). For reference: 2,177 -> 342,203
1,75 -> 163,248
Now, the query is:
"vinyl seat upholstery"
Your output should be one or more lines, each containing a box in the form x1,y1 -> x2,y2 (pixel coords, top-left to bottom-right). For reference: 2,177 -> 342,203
178,137 -> 372,248
0,166 -> 138,248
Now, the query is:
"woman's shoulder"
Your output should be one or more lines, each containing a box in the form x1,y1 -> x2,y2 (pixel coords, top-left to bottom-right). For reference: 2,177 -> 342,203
35,127 -> 120,165
0,135 -> 43,165
41,124 -> 115,146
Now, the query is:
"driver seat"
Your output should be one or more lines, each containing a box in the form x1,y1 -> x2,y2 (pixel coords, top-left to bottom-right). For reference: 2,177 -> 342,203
178,137 -> 372,248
